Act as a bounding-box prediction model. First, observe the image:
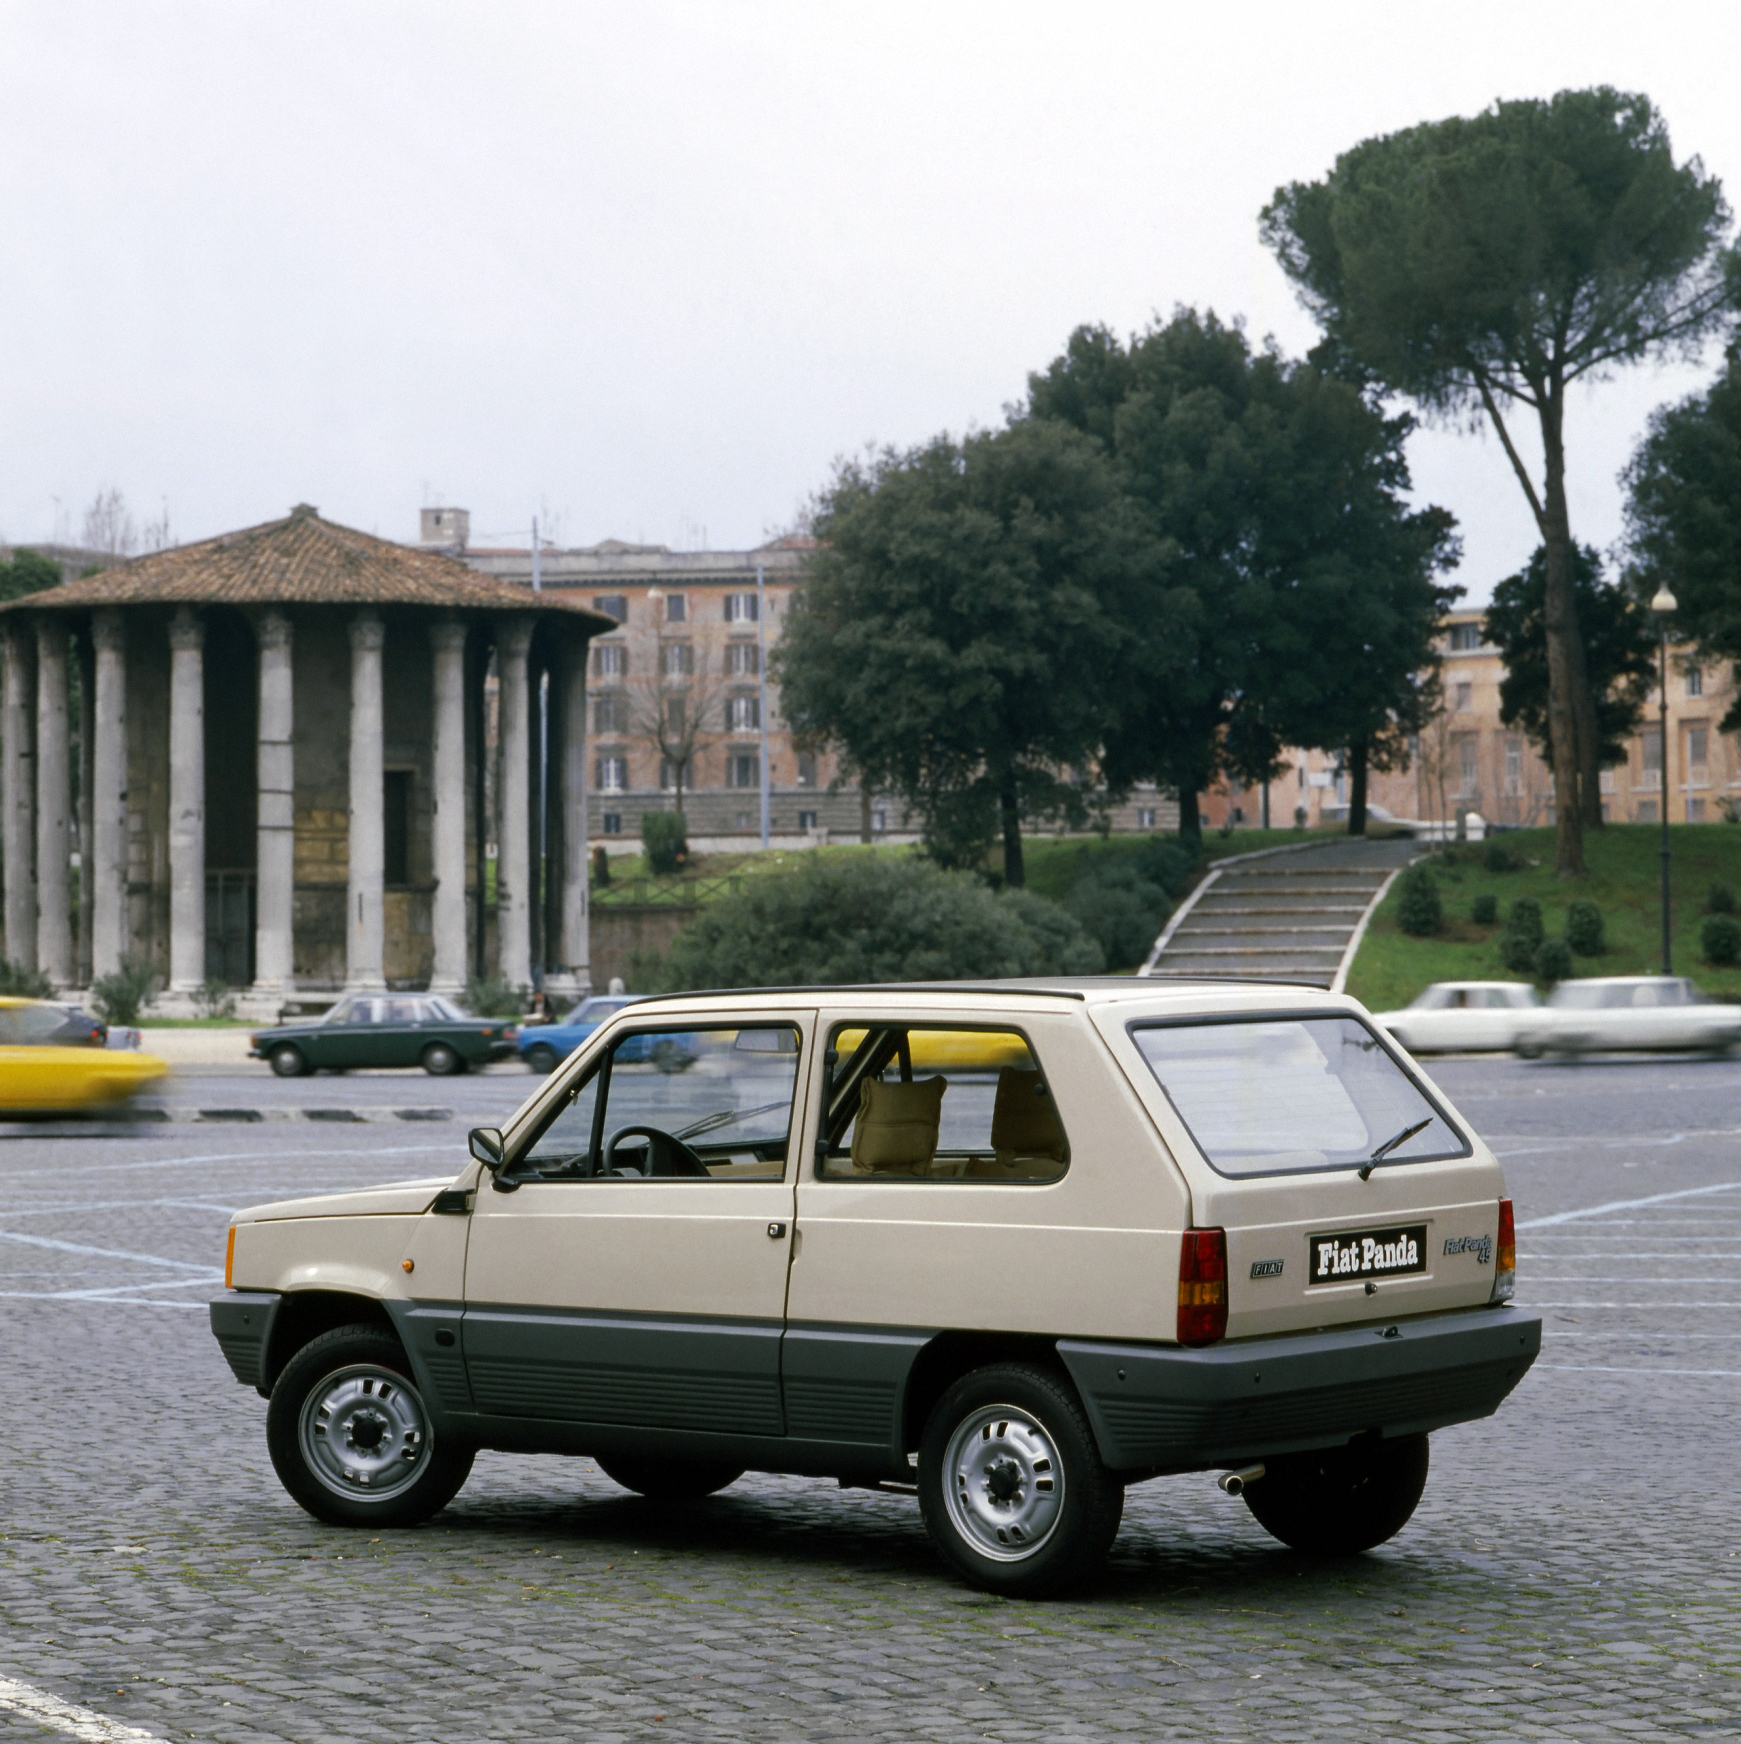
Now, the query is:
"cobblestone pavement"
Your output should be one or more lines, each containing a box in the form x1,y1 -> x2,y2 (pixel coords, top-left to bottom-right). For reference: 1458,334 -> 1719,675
3,1055 -> 1740,1741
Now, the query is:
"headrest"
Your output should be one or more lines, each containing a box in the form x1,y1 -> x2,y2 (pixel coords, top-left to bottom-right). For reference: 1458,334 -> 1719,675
851,1074 -> 946,1174
989,1067 -> 1067,1159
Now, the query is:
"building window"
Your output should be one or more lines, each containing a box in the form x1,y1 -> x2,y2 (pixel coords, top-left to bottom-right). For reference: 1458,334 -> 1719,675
727,695 -> 761,732
1297,762 -> 1306,789
1503,737 -> 1523,796
872,809 -> 888,833
658,757 -> 690,792
1689,726 -> 1710,783
724,592 -> 758,623
1636,799 -> 1658,823
1454,735 -> 1478,797
602,812 -> 622,835
1687,664 -> 1703,697
796,751 -> 817,788
1691,797 -> 1707,821
1448,623 -> 1481,652
798,809 -> 819,831
595,755 -> 628,792
727,752 -> 758,789
1454,682 -> 1473,713
726,641 -> 760,676
593,595 -> 628,624
1137,807 -> 1157,829
663,694 -> 687,736
1641,727 -> 1663,789
664,593 -> 687,624
593,694 -> 626,735
384,770 -> 412,886
594,643 -> 627,678
661,642 -> 693,679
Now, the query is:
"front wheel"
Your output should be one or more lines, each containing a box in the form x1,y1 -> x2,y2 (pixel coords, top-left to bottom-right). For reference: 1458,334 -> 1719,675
266,1325 -> 473,1527
269,1044 -> 309,1078
421,1042 -> 465,1076
595,1455 -> 743,1500
525,1043 -> 559,1075
918,1363 -> 1122,1597
1242,1434 -> 1428,1555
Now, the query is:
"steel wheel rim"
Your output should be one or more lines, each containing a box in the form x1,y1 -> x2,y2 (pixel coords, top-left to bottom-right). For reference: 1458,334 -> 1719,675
941,1404 -> 1064,1562
298,1364 -> 430,1502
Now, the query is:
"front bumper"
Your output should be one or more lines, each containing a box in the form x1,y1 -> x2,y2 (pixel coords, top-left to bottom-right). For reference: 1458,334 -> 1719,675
1059,1304 -> 1541,1472
210,1291 -> 281,1392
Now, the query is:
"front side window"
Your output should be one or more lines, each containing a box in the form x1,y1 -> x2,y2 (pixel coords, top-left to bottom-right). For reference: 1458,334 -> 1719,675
514,1024 -> 802,1182
816,1025 -> 1069,1183
1131,1016 -> 1468,1179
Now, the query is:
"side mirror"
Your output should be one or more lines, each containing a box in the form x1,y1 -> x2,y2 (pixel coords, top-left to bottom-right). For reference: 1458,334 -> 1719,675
468,1126 -> 505,1172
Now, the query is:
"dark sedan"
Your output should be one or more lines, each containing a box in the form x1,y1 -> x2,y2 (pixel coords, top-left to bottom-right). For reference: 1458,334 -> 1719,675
250,994 -> 520,1077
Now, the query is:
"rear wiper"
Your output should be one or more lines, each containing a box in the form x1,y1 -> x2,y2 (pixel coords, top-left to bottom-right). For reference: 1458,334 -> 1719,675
1359,1117 -> 1433,1180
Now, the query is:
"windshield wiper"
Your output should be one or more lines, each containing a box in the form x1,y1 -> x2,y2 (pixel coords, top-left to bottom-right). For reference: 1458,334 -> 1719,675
675,1101 -> 790,1141
1358,1117 -> 1433,1180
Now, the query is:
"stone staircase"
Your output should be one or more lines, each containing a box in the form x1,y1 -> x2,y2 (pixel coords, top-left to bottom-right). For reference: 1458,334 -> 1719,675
1141,837 -> 1418,989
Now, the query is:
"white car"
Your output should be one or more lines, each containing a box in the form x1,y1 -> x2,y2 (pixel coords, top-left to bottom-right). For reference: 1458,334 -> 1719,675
1376,982 -> 1541,1054
1512,976 -> 1741,1059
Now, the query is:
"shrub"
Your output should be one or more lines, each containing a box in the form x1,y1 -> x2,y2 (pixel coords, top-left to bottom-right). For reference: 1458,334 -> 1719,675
1564,899 -> 1605,957
1499,930 -> 1538,974
1484,841 -> 1521,873
1702,913 -> 1741,967
1064,859 -> 1172,970
1536,938 -> 1574,985
464,973 -> 529,1017
640,810 -> 689,876
1471,893 -> 1498,926
1709,881 -> 1736,915
92,953 -> 157,1026
1132,836 -> 1200,898
658,853 -> 1104,990
0,956 -> 53,999
193,977 -> 237,1019
1396,866 -> 1442,937
1506,897 -> 1545,950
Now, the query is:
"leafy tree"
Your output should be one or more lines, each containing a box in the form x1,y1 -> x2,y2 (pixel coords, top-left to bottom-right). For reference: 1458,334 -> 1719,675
1396,866 -> 1442,936
776,418 -> 1152,886
1263,87 -> 1734,873
1028,311 -> 1457,843
1483,544 -> 1656,785
1625,338 -> 1741,727
0,548 -> 61,602
655,853 -> 1104,990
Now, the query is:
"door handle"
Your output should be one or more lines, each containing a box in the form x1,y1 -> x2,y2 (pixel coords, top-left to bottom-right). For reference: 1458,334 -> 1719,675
767,1221 -> 788,1239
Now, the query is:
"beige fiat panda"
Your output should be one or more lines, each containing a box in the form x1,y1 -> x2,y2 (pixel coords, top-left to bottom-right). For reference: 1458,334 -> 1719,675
211,980 -> 1539,1596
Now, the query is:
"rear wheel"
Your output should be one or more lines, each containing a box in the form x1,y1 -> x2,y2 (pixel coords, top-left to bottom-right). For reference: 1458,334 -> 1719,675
269,1044 -> 309,1078
266,1325 -> 473,1527
525,1043 -> 560,1075
1242,1434 -> 1428,1555
918,1362 -> 1122,1597
421,1042 -> 465,1076
595,1455 -> 743,1500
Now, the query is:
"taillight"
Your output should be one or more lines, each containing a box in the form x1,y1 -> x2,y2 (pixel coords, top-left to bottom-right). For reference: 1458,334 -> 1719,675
225,1225 -> 236,1290
1178,1227 -> 1228,1345
1492,1197 -> 1515,1302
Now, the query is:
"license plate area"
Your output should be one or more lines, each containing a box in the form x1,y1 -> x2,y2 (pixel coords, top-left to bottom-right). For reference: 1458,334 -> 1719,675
1309,1223 -> 1428,1285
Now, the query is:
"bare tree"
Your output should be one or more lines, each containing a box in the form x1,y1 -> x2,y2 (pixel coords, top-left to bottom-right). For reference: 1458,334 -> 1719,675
141,499 -> 173,553
625,659 -> 722,819
81,487 -> 137,559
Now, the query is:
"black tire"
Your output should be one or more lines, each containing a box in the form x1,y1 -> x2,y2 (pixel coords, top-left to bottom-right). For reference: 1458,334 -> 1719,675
595,1455 -> 744,1500
526,1043 -> 559,1075
1242,1434 -> 1429,1555
269,1044 -> 309,1078
918,1362 -> 1123,1598
421,1042 -> 465,1077
266,1325 -> 473,1527
1513,1040 -> 1544,1061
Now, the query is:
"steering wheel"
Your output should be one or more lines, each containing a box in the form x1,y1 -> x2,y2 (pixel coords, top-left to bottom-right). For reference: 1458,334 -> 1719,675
602,1124 -> 711,1178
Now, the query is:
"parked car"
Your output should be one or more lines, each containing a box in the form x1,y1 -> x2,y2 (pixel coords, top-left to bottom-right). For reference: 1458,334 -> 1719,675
0,998 -> 164,1114
1512,976 -> 1741,1059
1374,982 -> 1541,1054
213,980 -> 1539,1596
250,995 -> 520,1077
518,994 -> 641,1074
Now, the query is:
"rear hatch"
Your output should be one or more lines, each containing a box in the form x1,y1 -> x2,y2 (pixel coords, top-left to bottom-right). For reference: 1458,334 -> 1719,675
1091,992 -> 1507,1339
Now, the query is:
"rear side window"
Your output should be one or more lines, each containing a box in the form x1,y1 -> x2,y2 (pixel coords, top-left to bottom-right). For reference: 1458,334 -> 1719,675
1131,1015 -> 1468,1179
817,1025 -> 1068,1183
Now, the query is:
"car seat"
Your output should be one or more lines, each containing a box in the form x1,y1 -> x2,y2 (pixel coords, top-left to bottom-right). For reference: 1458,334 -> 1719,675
965,1066 -> 1068,1180
849,1074 -> 946,1175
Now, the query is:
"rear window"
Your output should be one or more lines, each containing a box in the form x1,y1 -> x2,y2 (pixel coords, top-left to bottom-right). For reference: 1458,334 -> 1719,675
1130,1015 -> 1469,1179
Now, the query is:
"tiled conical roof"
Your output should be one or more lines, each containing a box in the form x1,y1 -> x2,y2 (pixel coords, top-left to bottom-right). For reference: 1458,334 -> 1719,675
3,505 -> 614,627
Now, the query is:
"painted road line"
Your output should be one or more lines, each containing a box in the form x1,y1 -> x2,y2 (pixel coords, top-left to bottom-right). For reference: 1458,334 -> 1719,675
1534,1364 -> 1741,1378
0,1675 -> 168,1743
1518,1181 -> 1741,1228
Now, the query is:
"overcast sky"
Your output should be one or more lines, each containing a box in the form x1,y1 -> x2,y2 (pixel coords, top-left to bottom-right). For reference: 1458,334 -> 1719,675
1,1 -> 1736,601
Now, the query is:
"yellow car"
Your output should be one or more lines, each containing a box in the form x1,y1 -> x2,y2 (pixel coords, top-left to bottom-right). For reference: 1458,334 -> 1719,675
0,998 -> 166,1115
833,1027 -> 1035,1072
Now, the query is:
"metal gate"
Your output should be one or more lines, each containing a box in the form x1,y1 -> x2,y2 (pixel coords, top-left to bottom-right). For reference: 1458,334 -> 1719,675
205,871 -> 255,987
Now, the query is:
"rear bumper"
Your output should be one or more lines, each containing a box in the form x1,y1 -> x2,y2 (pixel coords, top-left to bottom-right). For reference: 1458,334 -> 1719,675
1058,1304 -> 1541,1473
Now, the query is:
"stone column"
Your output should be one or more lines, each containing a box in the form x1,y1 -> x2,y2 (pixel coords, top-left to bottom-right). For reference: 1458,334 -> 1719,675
552,639 -> 591,997
34,621 -> 72,987
496,616 -> 533,990
167,608 -> 205,997
252,612 -> 295,998
429,617 -> 468,993
346,611 -> 387,991
76,635 -> 94,985
2,625 -> 36,970
91,610 -> 127,978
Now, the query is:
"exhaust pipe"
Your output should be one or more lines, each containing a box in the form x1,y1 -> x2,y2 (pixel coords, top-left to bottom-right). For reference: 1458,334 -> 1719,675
1217,1463 -> 1265,1498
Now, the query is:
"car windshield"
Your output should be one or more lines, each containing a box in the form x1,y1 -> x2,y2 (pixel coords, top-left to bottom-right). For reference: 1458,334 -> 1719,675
426,997 -> 466,1021
1131,1015 -> 1469,1178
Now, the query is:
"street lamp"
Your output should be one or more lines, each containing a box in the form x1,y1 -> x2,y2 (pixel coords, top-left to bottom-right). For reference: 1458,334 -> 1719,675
1650,585 -> 1678,975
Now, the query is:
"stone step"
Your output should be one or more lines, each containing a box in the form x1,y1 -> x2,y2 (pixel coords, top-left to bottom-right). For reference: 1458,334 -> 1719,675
1161,944 -> 1348,960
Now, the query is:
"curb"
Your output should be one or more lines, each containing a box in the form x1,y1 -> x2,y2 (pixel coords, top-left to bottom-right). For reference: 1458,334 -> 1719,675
0,1106 -> 458,1133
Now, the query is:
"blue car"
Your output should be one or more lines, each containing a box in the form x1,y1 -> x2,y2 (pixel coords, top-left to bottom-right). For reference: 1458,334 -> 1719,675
518,995 -> 641,1074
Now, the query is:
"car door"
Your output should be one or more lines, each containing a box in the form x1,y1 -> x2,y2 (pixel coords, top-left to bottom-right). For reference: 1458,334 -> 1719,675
376,998 -> 426,1067
299,999 -> 362,1069
462,1012 -> 812,1435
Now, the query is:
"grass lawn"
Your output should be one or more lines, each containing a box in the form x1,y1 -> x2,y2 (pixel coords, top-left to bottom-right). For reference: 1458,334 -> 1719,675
1346,824 -> 1741,1011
